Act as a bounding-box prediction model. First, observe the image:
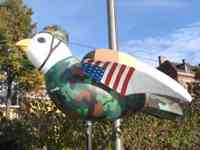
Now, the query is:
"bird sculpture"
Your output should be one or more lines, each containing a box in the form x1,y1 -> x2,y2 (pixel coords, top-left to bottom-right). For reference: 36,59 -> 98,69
16,25 -> 192,121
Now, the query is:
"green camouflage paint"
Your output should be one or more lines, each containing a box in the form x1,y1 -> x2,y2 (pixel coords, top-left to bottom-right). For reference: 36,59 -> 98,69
45,57 -> 124,120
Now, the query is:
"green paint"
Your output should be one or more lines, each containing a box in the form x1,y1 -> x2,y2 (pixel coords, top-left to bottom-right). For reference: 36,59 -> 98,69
45,57 -> 124,120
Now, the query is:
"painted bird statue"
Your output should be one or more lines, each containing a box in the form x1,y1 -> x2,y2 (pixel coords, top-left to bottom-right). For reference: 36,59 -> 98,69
16,25 -> 192,121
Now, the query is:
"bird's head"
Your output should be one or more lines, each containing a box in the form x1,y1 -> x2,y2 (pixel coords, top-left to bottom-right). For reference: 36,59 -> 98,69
16,25 -> 72,74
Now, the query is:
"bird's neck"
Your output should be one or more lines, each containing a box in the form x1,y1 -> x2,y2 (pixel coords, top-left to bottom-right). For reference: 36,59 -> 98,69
45,56 -> 80,88
39,44 -> 73,74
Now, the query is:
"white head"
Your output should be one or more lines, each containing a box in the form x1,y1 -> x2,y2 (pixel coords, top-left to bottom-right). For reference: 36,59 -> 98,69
16,32 -> 72,74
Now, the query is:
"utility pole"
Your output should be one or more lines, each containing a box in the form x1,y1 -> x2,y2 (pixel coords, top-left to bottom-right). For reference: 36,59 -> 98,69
107,0 -> 123,150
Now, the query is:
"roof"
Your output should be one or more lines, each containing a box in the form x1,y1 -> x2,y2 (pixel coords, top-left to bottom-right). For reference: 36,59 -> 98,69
159,60 -> 195,74
171,62 -> 193,73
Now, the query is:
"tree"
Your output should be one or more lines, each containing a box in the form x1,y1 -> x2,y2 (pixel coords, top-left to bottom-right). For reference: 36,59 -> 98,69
0,0 -> 43,117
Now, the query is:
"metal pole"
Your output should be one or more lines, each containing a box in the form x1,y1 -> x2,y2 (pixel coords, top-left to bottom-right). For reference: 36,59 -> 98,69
107,0 -> 123,150
107,0 -> 118,51
86,120 -> 92,150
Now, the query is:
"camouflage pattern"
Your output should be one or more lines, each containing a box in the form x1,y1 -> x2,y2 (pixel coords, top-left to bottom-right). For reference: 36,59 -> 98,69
45,56 -> 123,120
45,56 -> 189,121
143,94 -> 190,119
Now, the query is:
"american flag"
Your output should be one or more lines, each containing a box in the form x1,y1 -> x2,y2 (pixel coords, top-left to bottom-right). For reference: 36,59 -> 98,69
82,59 -> 135,96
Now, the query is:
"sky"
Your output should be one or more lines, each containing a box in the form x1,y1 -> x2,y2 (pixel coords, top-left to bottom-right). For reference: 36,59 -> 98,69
24,0 -> 200,66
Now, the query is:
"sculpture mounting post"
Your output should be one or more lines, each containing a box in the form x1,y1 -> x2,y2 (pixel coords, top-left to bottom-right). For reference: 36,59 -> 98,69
107,0 -> 123,150
86,120 -> 92,150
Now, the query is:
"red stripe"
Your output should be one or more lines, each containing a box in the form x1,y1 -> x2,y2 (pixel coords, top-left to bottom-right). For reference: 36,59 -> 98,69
103,62 -> 110,69
94,61 -> 101,65
105,63 -> 118,86
120,67 -> 135,96
84,59 -> 93,63
113,65 -> 126,90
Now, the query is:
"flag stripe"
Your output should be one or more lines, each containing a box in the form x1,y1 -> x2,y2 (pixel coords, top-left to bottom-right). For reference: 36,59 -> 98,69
98,62 -> 106,67
82,58 -> 135,96
94,61 -> 101,65
113,64 -> 126,90
101,63 -> 113,83
105,63 -> 118,86
83,58 -> 93,63
109,64 -> 122,88
103,62 -> 110,69
120,68 -> 135,96
116,67 -> 130,93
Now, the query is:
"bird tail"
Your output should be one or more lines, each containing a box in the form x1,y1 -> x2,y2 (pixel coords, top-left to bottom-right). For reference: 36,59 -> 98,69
123,93 -> 190,120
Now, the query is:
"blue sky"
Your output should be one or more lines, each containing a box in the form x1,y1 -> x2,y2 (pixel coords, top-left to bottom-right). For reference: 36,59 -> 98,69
24,0 -> 200,66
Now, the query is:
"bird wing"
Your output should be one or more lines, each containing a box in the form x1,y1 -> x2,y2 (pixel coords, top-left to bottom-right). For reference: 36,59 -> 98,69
81,49 -> 192,119
82,48 -> 192,102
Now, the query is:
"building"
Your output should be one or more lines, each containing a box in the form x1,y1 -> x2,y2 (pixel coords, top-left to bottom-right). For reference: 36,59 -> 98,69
157,56 -> 197,94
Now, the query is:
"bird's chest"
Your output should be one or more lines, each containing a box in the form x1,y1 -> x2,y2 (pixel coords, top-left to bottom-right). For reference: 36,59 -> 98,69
46,75 -> 123,120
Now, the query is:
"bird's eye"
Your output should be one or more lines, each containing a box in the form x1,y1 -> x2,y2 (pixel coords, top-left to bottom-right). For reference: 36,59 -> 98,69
37,37 -> 46,43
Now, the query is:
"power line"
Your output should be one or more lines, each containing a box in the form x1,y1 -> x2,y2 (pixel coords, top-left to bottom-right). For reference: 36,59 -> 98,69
67,41 -> 162,63
69,41 -> 95,49
66,40 -> 198,64
135,56 -> 158,62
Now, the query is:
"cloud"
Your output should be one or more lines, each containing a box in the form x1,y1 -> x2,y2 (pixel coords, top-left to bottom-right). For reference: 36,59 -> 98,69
120,22 -> 200,66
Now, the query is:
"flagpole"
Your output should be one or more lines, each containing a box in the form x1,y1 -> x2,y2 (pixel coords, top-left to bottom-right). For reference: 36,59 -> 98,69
107,0 -> 123,150
107,0 -> 118,51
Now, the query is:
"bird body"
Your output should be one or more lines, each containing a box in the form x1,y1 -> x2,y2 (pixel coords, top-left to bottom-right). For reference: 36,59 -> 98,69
16,26 -> 192,121
44,56 -> 123,120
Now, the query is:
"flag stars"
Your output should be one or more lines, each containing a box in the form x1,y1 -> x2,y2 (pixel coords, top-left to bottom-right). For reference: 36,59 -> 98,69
83,63 -> 105,82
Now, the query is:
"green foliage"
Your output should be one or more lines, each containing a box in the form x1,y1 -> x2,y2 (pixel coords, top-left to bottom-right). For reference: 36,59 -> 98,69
0,95 -> 198,150
0,118 -> 40,150
0,0 -> 43,105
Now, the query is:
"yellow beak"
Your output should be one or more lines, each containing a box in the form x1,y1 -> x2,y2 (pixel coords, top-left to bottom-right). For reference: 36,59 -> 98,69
16,39 -> 31,53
